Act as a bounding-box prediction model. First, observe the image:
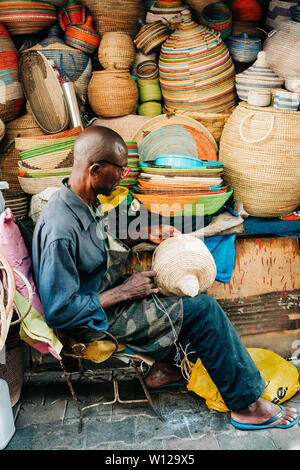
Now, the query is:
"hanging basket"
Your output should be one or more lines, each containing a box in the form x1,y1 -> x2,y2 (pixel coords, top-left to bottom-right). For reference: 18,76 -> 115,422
219,102 -> 300,217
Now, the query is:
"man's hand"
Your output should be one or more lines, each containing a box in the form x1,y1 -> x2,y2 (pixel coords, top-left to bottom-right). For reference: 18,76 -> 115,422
99,271 -> 159,308
148,225 -> 181,244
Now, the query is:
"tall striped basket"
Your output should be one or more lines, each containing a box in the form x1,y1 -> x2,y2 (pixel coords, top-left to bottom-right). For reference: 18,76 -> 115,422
0,24 -> 24,123
0,1 -> 57,35
159,9 -> 237,113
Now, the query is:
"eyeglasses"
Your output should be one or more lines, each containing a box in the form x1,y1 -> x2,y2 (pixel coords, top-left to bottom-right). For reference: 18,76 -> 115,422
94,160 -> 131,179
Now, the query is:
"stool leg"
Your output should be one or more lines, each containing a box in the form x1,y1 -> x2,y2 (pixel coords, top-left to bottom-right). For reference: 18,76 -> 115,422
131,360 -> 166,422
58,359 -> 83,432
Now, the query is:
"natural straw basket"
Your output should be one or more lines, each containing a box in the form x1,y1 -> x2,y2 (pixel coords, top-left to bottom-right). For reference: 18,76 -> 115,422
219,102 -> 300,217
91,115 -> 150,141
175,108 -> 235,144
18,174 -> 67,195
88,69 -> 139,118
151,235 -> 217,297
98,32 -> 136,70
81,0 -> 144,38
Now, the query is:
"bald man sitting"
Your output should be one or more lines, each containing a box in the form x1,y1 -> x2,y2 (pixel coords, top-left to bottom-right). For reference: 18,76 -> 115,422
32,126 -> 298,431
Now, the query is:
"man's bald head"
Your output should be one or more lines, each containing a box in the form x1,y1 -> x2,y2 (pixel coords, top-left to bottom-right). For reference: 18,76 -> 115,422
73,125 -> 128,169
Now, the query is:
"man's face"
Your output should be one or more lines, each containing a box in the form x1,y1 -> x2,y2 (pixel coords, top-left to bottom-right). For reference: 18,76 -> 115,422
92,148 -> 129,197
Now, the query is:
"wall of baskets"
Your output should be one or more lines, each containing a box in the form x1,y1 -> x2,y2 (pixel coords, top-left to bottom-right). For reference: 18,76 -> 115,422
0,0 -> 299,221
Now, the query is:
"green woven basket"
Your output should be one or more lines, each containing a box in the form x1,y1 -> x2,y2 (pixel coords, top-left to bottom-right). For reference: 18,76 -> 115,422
175,188 -> 233,216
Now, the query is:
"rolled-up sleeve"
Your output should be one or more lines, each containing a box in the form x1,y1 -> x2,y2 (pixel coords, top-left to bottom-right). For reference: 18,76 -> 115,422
37,238 -> 108,331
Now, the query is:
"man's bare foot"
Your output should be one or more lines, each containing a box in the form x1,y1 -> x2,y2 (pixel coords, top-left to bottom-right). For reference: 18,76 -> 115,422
145,362 -> 184,389
231,398 -> 298,426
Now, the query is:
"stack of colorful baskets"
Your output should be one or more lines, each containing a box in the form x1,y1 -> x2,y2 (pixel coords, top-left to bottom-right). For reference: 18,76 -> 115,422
158,9 -> 236,113
130,114 -> 233,216
16,127 -> 81,195
132,158 -> 233,217
0,24 -> 24,123
119,142 -> 141,189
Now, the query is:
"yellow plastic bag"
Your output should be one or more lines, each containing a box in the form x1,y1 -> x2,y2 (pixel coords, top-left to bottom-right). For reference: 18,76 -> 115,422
187,348 -> 300,412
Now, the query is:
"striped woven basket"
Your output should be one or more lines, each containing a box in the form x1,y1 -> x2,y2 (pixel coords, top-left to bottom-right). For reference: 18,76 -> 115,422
19,139 -> 75,170
15,126 -> 81,151
159,9 -> 236,114
219,102 -> 300,217
0,24 -> 24,123
200,2 -> 232,40
146,3 -> 189,30
65,16 -> 100,54
18,161 -> 72,178
0,1 -> 57,35
134,21 -> 170,55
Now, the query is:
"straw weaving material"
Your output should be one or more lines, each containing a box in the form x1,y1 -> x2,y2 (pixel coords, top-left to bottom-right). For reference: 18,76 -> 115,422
151,235 -> 217,297
219,102 -> 300,217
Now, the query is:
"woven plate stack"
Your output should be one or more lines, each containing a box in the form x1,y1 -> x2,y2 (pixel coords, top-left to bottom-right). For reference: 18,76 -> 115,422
16,127 -> 81,195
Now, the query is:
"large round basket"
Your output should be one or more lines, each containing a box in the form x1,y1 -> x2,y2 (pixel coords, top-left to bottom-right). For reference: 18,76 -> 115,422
18,174 -> 68,195
0,0 -> 57,35
132,113 -> 218,151
0,24 -> 24,123
219,102 -> 300,217
19,51 -> 69,134
88,69 -> 139,118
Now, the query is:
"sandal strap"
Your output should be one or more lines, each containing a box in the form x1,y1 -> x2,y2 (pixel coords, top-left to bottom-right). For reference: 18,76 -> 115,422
261,404 -> 285,426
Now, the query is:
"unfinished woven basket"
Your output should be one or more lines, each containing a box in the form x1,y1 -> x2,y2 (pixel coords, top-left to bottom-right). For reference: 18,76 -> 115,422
219,102 -> 300,217
152,235 -> 217,297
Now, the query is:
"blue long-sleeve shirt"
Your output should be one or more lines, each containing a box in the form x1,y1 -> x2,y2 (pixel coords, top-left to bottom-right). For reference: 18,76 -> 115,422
32,180 -> 109,332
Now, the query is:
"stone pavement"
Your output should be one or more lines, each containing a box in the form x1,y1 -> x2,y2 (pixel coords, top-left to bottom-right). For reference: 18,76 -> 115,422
5,362 -> 300,452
